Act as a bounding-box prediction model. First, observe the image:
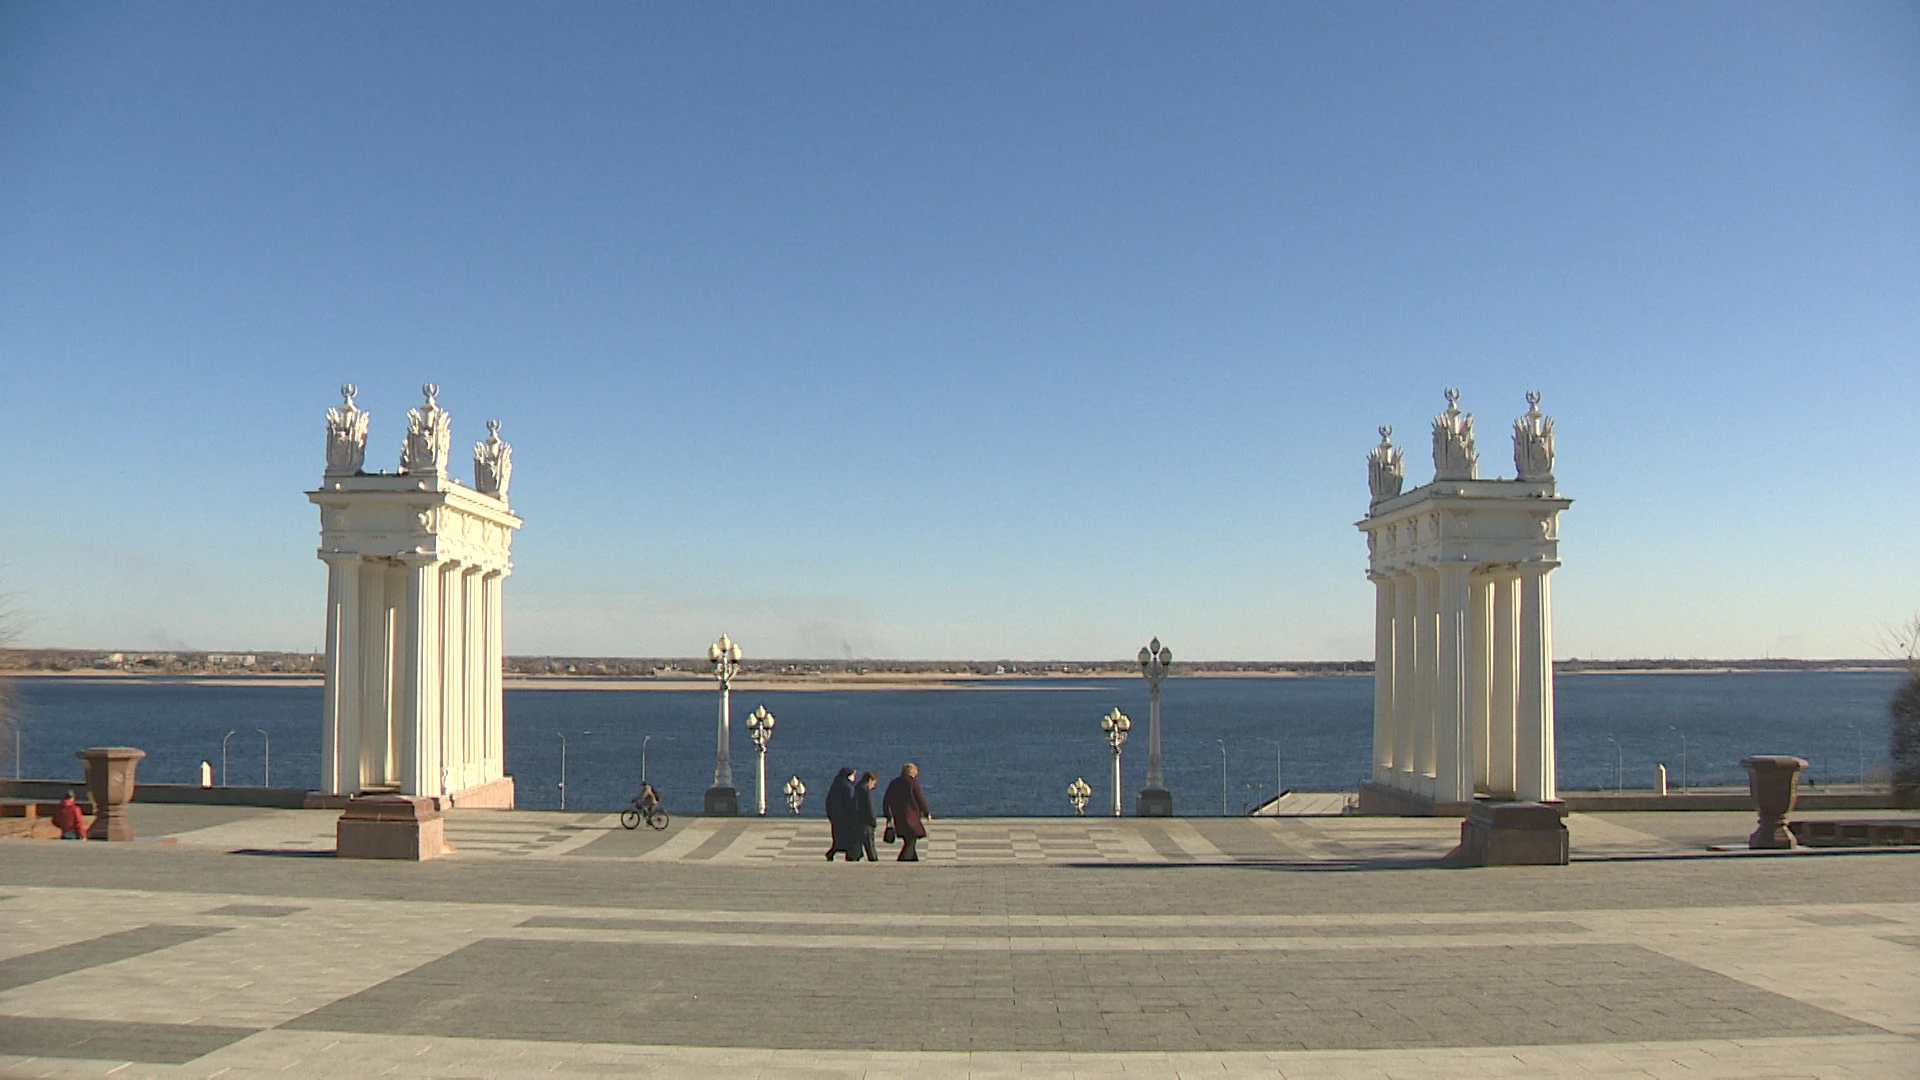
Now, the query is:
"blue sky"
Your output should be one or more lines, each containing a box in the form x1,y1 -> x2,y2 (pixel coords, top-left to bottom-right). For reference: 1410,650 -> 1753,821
2,4 -> 1915,660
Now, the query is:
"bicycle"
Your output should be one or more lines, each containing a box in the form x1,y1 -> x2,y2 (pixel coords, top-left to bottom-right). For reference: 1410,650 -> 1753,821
621,795 -> 669,831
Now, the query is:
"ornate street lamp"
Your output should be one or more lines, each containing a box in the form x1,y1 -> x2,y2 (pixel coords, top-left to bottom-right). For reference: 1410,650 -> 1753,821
1101,707 -> 1131,817
1137,638 -> 1174,815
746,705 -> 776,816
704,634 -> 743,815
1067,777 -> 1091,816
783,775 -> 806,815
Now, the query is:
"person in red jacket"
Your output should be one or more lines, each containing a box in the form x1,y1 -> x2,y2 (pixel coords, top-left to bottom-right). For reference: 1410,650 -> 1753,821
52,792 -> 86,840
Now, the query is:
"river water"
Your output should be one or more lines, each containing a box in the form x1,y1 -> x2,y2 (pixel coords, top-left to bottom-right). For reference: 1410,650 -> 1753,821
5,671 -> 1900,816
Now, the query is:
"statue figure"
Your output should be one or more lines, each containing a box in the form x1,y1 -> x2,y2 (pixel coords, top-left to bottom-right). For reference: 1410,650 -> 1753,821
1367,425 -> 1404,503
474,418 -> 513,502
1431,387 -> 1477,481
400,383 -> 452,477
1512,390 -> 1555,481
324,384 -> 369,476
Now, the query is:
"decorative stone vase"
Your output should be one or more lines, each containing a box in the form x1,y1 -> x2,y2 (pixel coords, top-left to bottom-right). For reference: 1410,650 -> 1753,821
76,746 -> 146,841
1740,755 -> 1808,849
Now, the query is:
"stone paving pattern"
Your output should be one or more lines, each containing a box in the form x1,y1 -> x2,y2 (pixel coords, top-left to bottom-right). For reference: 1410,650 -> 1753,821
0,803 -> 1914,1077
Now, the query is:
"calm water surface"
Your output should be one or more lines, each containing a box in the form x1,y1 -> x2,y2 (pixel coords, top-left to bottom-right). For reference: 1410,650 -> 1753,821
6,672 -> 1899,816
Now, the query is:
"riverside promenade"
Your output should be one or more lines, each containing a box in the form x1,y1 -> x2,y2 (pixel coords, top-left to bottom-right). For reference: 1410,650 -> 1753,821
1,805 -> 1915,1078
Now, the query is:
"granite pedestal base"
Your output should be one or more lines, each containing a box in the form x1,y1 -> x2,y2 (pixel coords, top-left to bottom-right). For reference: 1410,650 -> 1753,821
1136,788 -> 1173,817
703,786 -> 739,816
1455,801 -> 1569,866
1357,781 -> 1475,817
336,795 -> 451,860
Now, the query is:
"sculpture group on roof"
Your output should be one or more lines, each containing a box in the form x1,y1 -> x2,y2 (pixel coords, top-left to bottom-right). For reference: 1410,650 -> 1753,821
1368,389 -> 1555,503
322,383 -> 512,502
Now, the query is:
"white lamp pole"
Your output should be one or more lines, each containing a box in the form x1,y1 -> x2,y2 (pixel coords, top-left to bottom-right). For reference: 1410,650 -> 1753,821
746,705 -> 776,816
1101,707 -> 1131,817
704,634 -> 743,815
1137,639 -> 1173,815
783,775 -> 806,815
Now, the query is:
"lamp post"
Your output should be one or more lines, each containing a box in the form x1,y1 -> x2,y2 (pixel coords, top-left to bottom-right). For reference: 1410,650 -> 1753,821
641,735 -> 652,785
557,732 -> 567,810
1100,707 -> 1130,817
704,634 -> 742,815
1217,739 -> 1228,816
1067,777 -> 1091,816
221,730 -> 236,787
1136,638 -> 1173,816
783,775 -> 806,815
746,705 -> 776,816
256,728 -> 271,787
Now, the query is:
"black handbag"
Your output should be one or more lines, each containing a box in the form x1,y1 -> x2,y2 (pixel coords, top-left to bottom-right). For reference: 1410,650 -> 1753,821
883,825 -> 897,844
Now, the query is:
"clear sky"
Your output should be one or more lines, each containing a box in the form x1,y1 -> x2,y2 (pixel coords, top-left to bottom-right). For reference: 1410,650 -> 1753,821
2,4 -> 1915,661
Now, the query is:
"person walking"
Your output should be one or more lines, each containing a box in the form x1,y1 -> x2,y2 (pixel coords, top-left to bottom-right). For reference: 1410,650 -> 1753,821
52,791 -> 86,840
882,763 -> 932,862
852,770 -> 879,863
823,768 -> 858,861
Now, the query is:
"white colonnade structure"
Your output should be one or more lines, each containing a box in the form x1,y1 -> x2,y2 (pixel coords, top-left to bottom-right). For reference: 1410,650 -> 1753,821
309,384 -> 522,807
1356,390 -> 1569,815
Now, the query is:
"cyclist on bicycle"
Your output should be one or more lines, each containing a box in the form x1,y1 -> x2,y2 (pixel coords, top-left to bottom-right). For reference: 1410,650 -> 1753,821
636,782 -> 660,815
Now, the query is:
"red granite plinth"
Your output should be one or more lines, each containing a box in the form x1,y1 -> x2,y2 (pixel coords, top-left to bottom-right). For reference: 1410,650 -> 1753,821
336,795 -> 452,860
1455,801 -> 1569,866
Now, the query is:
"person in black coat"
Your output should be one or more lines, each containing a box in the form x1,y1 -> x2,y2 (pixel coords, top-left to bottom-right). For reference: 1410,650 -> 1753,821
823,768 -> 858,861
882,762 -> 932,862
851,770 -> 879,862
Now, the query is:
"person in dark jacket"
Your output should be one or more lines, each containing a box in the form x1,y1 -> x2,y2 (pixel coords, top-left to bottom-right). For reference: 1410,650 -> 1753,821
823,768 -> 858,861
52,791 -> 86,840
852,771 -> 879,862
881,763 -> 932,862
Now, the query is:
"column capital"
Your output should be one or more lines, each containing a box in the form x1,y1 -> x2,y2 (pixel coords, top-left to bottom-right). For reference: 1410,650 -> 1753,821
396,552 -> 441,569
318,551 -> 361,567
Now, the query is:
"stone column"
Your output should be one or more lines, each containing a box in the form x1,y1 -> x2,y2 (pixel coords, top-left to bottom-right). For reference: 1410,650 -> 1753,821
1490,573 -> 1519,796
1413,569 -> 1438,794
1392,571 -> 1416,786
1516,565 -> 1557,802
1468,575 -> 1492,794
439,561 -> 466,799
357,563 -> 396,790
1435,565 -> 1473,804
398,555 -> 442,797
484,570 -> 505,781
1371,575 -> 1395,781
320,555 -> 361,795
463,565 -> 484,790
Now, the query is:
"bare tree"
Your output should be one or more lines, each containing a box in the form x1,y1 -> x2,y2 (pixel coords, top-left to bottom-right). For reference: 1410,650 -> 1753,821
1888,613 -> 1920,807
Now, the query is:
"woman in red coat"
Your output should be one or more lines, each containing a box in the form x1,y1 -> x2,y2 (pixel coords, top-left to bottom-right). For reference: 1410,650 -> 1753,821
881,763 -> 932,862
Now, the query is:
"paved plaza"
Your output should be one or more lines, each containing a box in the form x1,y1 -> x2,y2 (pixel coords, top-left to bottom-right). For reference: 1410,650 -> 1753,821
0,805 -> 1915,1078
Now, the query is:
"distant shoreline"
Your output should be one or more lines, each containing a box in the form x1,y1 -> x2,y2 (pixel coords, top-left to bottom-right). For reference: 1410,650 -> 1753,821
4,663 -> 1902,692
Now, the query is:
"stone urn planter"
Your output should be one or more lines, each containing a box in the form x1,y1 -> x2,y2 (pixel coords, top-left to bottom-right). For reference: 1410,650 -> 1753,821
1740,755 -> 1807,849
75,746 -> 146,841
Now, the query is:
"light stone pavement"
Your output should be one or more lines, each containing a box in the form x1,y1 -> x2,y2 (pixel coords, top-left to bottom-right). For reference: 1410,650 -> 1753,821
0,804 -> 1915,1078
